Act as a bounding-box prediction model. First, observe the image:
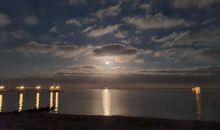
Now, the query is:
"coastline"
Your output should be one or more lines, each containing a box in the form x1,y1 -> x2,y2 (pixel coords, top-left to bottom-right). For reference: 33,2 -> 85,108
0,113 -> 220,130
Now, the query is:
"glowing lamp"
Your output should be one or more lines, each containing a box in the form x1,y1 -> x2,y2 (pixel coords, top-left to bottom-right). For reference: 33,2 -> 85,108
50,86 -> 55,91
36,85 -> 41,90
0,86 -> 4,90
16,86 -> 25,91
192,86 -> 201,94
55,86 -> 60,90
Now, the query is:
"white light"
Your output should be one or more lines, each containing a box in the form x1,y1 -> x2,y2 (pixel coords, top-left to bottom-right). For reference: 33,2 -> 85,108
0,86 -> 4,90
36,85 -> 41,90
50,86 -> 55,90
105,61 -> 109,65
16,86 -> 25,90
55,86 -> 60,90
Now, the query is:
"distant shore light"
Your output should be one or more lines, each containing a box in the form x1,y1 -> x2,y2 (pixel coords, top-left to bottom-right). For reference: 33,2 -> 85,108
192,86 -> 201,94
0,86 -> 4,90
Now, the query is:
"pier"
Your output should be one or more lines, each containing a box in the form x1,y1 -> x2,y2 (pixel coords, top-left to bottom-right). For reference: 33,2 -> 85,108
0,85 -> 62,113
0,85 -> 62,94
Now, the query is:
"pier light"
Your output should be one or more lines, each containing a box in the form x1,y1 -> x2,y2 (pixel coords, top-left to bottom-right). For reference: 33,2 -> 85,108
16,86 -> 25,91
55,85 -> 60,90
36,85 -> 41,90
0,86 -> 4,91
50,85 -> 55,91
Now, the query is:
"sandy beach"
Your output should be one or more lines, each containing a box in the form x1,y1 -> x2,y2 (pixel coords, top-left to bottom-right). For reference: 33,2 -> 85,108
0,113 -> 220,130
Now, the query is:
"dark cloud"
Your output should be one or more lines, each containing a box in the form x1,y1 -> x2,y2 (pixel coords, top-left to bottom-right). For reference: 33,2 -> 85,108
93,44 -> 139,57
67,64 -> 102,72
152,47 -> 220,62
85,24 -> 119,37
54,63 -> 192,79
15,41 -> 146,64
54,64 -> 104,77
124,13 -> 193,30
0,13 -> 11,27
16,41 -> 93,59
10,30 -> 29,39
51,70 -> 220,86
199,48 -> 220,60
156,27 -> 220,48
24,16 -> 38,25
93,2 -> 121,18
65,18 -> 81,26
172,0 -> 220,8
68,0 -> 86,5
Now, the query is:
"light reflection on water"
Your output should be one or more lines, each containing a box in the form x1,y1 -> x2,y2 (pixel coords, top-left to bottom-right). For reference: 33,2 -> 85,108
195,93 -> 202,119
55,92 -> 59,113
59,88 -> 220,121
35,92 -> 40,109
18,93 -> 23,112
0,94 -> 2,112
193,90 -> 202,120
50,92 -> 53,109
0,92 -> 59,113
192,86 -> 202,120
0,86 -> 220,121
102,88 -> 111,116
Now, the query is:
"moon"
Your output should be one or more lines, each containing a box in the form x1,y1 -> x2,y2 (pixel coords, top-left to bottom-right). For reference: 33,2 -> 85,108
105,61 -> 109,65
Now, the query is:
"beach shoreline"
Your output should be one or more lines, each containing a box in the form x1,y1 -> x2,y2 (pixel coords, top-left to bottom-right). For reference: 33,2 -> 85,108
0,113 -> 220,130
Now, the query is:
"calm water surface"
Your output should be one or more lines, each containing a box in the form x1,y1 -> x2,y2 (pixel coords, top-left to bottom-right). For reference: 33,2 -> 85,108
0,84 -> 220,122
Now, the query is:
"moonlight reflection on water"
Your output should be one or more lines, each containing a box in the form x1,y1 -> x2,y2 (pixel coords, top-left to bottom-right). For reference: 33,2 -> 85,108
102,88 -> 111,116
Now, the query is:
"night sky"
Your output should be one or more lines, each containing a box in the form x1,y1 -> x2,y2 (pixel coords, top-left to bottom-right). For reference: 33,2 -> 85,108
0,0 -> 220,78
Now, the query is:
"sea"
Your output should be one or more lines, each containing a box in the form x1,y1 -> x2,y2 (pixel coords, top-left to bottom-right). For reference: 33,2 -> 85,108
0,83 -> 220,122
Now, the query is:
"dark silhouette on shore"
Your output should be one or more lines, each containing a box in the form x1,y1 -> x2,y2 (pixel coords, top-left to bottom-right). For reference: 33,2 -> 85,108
6,106 -> 55,114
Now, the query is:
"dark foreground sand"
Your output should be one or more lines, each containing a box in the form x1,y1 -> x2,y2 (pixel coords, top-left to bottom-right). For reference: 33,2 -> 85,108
0,113 -> 220,130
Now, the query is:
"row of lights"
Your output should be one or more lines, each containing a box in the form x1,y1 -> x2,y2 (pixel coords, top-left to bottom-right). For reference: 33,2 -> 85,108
50,85 -> 60,91
0,85 -> 61,91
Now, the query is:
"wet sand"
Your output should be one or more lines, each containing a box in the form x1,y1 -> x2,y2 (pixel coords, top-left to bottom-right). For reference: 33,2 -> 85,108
0,113 -> 220,130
